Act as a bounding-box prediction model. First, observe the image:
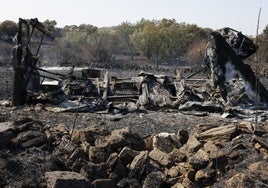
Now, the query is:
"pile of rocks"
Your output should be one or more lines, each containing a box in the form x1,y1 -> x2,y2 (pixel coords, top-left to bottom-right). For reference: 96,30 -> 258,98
0,117 -> 267,187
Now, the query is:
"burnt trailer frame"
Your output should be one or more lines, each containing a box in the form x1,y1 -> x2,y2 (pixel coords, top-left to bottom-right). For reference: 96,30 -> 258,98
12,18 -> 51,106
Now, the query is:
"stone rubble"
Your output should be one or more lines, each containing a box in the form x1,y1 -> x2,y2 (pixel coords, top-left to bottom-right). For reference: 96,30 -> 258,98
0,116 -> 267,187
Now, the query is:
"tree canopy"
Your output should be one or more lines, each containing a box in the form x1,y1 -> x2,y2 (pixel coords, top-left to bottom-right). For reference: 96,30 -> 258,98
258,25 -> 268,65
0,18 -> 267,68
0,20 -> 18,36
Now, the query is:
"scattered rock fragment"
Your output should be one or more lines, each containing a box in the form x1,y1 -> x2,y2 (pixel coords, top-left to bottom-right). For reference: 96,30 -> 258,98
71,126 -> 110,144
176,162 -> 195,179
118,146 -> 140,165
80,162 -> 108,181
149,148 -> 173,167
179,135 -> 202,158
89,127 -> 146,163
0,110 -> 267,188
142,171 -> 166,188
117,178 -> 140,188
153,132 -> 181,153
188,149 -> 210,170
45,171 -> 90,188
91,178 -> 116,188
129,151 -> 149,180
226,173 -> 249,188
167,166 -> 180,178
248,161 -> 268,183
109,159 -> 128,181
67,148 -> 87,167
198,124 -> 238,144
195,167 -> 216,186
177,129 -> 189,145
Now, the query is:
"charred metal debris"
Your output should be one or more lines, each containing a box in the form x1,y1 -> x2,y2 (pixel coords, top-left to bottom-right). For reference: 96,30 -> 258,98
10,21 -> 268,118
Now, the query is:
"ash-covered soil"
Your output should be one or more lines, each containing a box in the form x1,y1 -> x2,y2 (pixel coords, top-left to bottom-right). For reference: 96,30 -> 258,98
4,106 -> 227,136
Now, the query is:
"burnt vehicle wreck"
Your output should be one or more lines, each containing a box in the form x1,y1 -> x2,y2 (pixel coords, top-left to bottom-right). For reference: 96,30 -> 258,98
11,21 -> 268,119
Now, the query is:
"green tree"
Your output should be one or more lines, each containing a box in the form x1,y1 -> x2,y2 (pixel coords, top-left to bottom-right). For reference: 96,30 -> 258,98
130,18 -> 202,66
258,25 -> 268,64
162,22 -> 199,58
130,19 -> 158,60
43,20 -> 57,32
64,24 -> 97,44
42,19 -> 62,38
185,28 -> 211,64
115,22 -> 137,58
0,20 -> 18,36
88,29 -> 118,63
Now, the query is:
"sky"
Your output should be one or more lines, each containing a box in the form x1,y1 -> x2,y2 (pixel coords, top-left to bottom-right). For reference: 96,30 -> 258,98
0,0 -> 267,36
